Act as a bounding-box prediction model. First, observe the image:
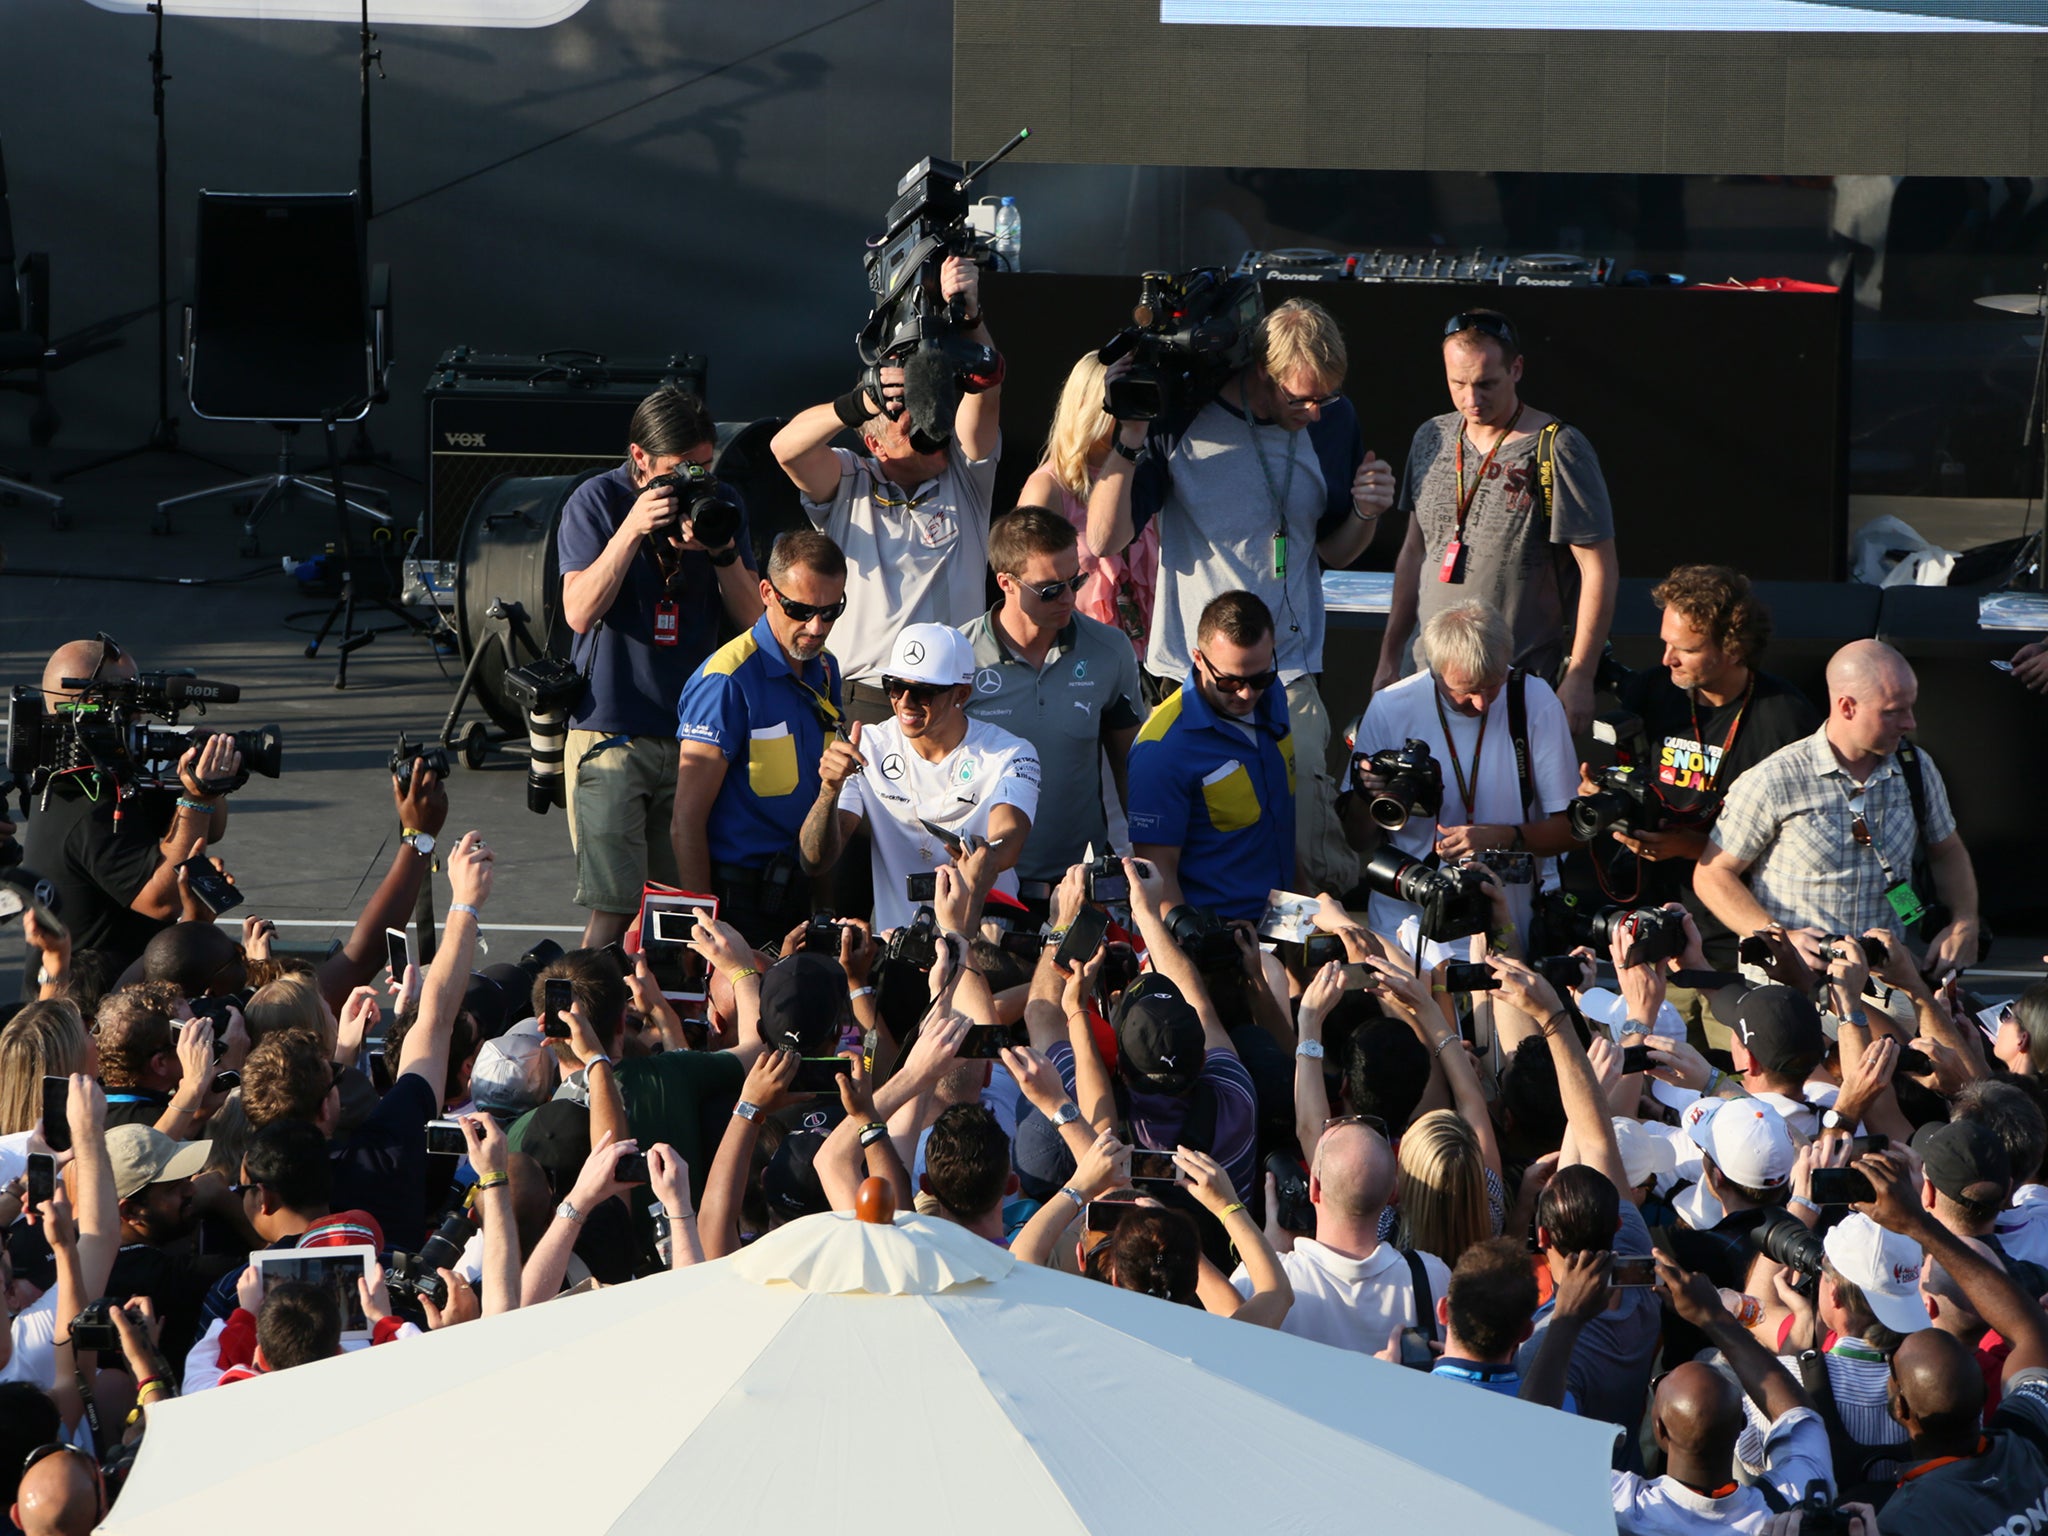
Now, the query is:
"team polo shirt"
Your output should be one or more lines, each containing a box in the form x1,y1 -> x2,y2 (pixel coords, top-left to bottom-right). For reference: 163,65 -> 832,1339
675,613 -> 844,868
1125,681 -> 1295,921
959,605 -> 1142,884
838,716 -> 1042,932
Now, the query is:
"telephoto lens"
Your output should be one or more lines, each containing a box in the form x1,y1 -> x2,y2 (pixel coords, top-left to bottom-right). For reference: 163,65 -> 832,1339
502,656 -> 584,816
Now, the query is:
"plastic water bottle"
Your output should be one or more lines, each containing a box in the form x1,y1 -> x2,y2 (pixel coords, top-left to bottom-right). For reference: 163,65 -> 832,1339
991,196 -> 1022,273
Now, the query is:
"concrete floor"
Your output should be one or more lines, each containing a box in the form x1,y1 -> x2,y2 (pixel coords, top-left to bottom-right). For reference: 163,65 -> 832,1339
0,440 -> 583,998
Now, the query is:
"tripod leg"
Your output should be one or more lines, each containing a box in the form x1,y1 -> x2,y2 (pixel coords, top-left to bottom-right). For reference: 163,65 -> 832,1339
336,582 -> 360,690
436,631 -> 506,746
304,594 -> 345,659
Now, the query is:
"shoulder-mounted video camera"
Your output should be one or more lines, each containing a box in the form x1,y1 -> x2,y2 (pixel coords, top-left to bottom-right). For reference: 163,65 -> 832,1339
1096,267 -> 1266,423
854,131 -> 1027,456
6,673 -> 281,805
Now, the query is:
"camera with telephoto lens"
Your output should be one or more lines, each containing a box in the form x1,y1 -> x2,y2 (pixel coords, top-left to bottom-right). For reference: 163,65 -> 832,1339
856,137 -> 1025,455
1352,738 -> 1444,832
1361,848 -> 1493,944
1440,954 -> 1588,996
885,905 -> 941,973
388,733 -> 449,798
1748,1209 -> 1826,1290
1821,933 -> 1889,967
1584,905 -> 1689,969
1163,904 -> 1243,980
387,1207 -> 474,1311
501,655 -> 585,815
1096,267 -> 1266,423
644,461 -> 744,554
8,674 -> 281,801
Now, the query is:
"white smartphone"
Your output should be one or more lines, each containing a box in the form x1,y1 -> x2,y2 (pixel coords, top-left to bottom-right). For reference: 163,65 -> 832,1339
384,926 -> 416,981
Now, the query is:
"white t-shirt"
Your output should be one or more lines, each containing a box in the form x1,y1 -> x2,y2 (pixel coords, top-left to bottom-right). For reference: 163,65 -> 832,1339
806,444 -> 1000,683
1227,1237 -> 1451,1356
1998,1184 -> 2048,1270
1349,669 -> 1577,950
839,716 -> 1041,932
0,1290 -> 59,1390
1612,1406 -> 1832,1532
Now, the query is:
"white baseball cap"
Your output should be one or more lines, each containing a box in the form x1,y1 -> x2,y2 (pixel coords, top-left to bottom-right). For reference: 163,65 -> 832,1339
1683,1097 -> 1795,1191
1824,1213 -> 1932,1336
1613,1117 -> 1678,1191
884,623 -> 974,688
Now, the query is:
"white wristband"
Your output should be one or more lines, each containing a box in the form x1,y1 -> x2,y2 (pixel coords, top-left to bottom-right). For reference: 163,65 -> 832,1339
849,986 -> 875,1000
451,903 -> 480,920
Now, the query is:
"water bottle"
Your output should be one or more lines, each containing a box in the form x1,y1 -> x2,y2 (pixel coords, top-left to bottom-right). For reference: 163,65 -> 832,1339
991,196 -> 1021,273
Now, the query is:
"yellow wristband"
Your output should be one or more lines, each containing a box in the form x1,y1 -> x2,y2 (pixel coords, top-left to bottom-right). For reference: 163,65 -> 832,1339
1220,1202 -> 1246,1217
728,967 -> 759,983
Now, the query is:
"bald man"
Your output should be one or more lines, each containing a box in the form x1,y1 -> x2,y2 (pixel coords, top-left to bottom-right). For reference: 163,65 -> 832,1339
1612,1250 -> 1833,1531
1227,1119 -> 1451,1356
18,637 -> 244,964
1694,639 -> 1981,981
10,1445 -> 103,1536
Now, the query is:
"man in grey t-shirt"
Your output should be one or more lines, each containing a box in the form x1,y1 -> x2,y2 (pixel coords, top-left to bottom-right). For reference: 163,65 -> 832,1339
1377,309 -> 1618,734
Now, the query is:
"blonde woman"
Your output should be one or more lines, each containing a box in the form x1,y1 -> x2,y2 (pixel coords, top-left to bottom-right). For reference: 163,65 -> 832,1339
1020,351 -> 1158,656
0,1000 -> 93,1135
1395,1109 -> 1504,1272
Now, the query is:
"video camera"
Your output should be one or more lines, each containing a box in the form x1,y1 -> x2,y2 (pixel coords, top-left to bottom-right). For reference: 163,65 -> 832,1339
1352,738 -> 1443,832
1096,267 -> 1265,423
855,131 -> 1028,455
1361,848 -> 1492,945
501,656 -> 584,815
643,461 -> 744,554
6,673 -> 281,804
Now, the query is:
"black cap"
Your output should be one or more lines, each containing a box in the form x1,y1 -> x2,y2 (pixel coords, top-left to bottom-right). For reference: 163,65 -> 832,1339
1912,1119 -> 2013,1204
518,1099 -> 590,1195
1114,974 -> 1204,1097
462,963 -> 532,1041
762,1127 -> 830,1219
758,953 -> 848,1054
1730,985 -> 1826,1076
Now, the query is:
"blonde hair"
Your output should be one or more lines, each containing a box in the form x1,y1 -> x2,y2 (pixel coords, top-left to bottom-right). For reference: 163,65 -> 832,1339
1039,351 -> 1116,499
0,1001 -> 90,1135
1394,1110 -> 1493,1270
1419,599 -> 1511,691
1256,298 -> 1347,390
247,972 -> 333,1054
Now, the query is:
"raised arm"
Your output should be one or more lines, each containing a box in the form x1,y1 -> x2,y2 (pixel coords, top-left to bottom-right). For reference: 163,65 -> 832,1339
1658,1248 -> 1814,1424
316,769 -> 450,1014
799,723 -> 868,876
1179,1147 -> 1292,1329
521,1133 -> 636,1307
1292,962 -> 1344,1163
1485,952 -> 1627,1196
461,1113 -> 521,1315
699,1049 -> 798,1259
1124,856 -> 1230,1055
396,831 -> 492,1097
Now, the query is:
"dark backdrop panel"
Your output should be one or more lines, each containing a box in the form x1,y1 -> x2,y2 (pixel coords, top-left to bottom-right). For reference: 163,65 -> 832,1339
984,273 -> 1849,581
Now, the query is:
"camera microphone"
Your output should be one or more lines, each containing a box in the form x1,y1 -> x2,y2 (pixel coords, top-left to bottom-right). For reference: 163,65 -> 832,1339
158,675 -> 241,706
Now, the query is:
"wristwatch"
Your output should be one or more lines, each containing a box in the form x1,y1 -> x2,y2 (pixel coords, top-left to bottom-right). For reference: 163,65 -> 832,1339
1820,1108 -> 1849,1132
1295,1040 -> 1326,1060
707,545 -> 740,568
401,829 -> 436,858
556,1198 -> 586,1225
1050,1100 -> 1083,1128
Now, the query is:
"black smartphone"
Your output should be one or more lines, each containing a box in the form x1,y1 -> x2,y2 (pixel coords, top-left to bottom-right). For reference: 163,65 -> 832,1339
1608,1255 -> 1657,1288
1811,1167 -> 1877,1206
1301,933 -> 1347,977
542,977 -> 574,1040
1085,1198 -> 1138,1235
1128,1149 -> 1179,1187
26,1153 -> 54,1209
1054,906 -> 1110,973
959,1022 -> 1029,1060
188,995 -> 238,1033
791,1056 -> 854,1093
1849,1133 -> 1890,1156
1097,942 -> 1141,1003
1439,961 -> 1500,993
905,871 -> 937,904
1737,934 -> 1774,968
1620,1042 -> 1653,1075
41,1076 -> 70,1154
613,1152 -> 650,1185
210,1070 -> 241,1095
178,854 -> 243,917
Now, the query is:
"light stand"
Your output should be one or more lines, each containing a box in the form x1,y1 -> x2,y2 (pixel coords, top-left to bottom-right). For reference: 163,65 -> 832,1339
341,0 -> 408,476
54,3 -> 237,485
2024,261 -> 2048,592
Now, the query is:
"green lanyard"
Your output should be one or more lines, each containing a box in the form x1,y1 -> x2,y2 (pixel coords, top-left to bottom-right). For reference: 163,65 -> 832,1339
1245,406 -> 1299,578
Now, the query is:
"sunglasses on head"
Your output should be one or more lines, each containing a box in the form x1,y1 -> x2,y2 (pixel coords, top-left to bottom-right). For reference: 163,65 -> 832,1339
1443,311 -> 1518,350
1018,573 -> 1087,603
88,632 -> 124,684
1197,651 -> 1279,694
22,1442 -> 96,1477
766,580 -> 847,625
882,676 -> 946,703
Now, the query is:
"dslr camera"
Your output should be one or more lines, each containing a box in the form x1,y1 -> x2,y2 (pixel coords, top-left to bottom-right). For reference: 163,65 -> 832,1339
8,673 -> 281,801
644,461 -> 744,554
1440,954 -> 1588,996
1568,764 -> 1663,841
387,1207 -> 474,1312
1080,847 -> 1128,904
1163,903 -> 1243,979
1586,905 -> 1688,969
1352,738 -> 1444,832
388,732 -> 449,798
885,905 -> 941,973
1822,933 -> 1889,967
502,655 -> 585,815
1097,267 -> 1266,422
1361,848 -> 1493,944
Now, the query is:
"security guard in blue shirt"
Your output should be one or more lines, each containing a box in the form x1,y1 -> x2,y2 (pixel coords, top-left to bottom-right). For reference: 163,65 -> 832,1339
1125,590 -> 1296,922
671,531 -> 849,945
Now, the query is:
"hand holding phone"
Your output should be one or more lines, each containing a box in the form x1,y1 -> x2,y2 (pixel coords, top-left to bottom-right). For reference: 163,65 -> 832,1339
41,1076 -> 71,1154
26,1153 -> 54,1211
1128,1149 -> 1180,1187
178,855 -> 243,917
542,977 -> 574,1040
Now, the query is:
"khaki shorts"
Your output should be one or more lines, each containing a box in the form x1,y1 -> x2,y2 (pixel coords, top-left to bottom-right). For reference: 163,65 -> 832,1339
563,730 -> 681,915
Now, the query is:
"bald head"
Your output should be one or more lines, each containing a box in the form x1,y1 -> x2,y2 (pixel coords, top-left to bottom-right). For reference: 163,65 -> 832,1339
1311,1122 -> 1396,1220
1826,639 -> 1912,706
1891,1326 -> 1986,1440
142,921 -> 245,997
1655,1361 -> 1744,1459
40,638 -> 134,704
1825,639 -> 1918,762
12,1448 -> 100,1536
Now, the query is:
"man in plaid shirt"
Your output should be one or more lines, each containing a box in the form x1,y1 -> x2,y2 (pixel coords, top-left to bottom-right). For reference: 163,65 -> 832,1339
1693,640 -> 1982,981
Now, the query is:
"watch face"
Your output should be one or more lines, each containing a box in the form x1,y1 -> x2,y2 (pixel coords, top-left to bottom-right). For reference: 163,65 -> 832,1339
409,833 -> 436,856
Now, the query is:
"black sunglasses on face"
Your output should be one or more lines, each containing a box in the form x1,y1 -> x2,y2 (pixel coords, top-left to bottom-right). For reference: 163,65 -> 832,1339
766,580 -> 847,624
1274,380 -> 1342,410
1443,310 -> 1518,350
1019,573 -> 1087,602
1197,651 -> 1279,694
882,677 -> 945,704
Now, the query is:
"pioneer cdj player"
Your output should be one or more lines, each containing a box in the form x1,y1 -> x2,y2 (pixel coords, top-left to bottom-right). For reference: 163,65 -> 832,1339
1235,248 -> 1616,287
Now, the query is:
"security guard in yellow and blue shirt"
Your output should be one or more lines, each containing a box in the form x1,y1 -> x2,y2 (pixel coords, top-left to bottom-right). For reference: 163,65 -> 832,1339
1125,591 -> 1295,922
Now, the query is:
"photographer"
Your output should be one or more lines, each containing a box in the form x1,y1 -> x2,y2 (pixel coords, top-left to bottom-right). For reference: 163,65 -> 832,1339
771,254 -> 1000,714
1089,297 -> 1395,896
1570,566 -> 1820,1039
19,636 -> 244,965
557,386 -> 763,948
1343,598 -> 1576,956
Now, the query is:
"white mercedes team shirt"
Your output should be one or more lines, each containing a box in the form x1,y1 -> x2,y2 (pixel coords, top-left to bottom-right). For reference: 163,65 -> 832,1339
839,716 -> 1041,931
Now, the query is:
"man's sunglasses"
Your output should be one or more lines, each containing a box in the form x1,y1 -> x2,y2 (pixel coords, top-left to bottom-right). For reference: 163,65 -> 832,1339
22,1442 -> 96,1476
766,580 -> 847,625
882,677 -> 946,703
1018,573 -> 1087,602
89,632 -> 124,684
1197,651 -> 1279,694
1274,380 -> 1342,410
1443,311 -> 1518,350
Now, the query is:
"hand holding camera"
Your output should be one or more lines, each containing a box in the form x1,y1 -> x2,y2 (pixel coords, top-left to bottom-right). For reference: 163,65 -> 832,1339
392,749 -> 450,836
569,1132 -> 644,1213
623,475 -> 684,543
1070,1128 -> 1130,1202
446,830 -> 495,910
460,1111 -> 509,1182
176,731 -> 244,803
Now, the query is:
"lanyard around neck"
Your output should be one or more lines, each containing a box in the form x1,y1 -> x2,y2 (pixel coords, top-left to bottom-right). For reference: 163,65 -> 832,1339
1683,675 -> 1755,797
1432,683 -> 1489,826
1453,403 -> 1524,538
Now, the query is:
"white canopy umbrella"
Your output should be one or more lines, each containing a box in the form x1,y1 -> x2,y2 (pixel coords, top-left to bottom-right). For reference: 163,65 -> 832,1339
101,1211 -> 1616,1533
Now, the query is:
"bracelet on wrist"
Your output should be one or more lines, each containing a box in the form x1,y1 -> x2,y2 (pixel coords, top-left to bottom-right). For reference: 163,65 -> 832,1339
727,966 -> 759,984
1219,1201 -> 1246,1217
175,797 -> 212,815
474,1172 -> 509,1192
1434,1035 -> 1462,1057
858,1121 -> 890,1149
450,902 -> 480,920
849,985 -> 875,1000
1059,1185 -> 1086,1211
1111,438 -> 1140,463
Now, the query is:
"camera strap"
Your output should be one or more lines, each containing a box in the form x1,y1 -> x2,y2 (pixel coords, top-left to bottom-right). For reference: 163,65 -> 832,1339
1400,1247 -> 1437,1343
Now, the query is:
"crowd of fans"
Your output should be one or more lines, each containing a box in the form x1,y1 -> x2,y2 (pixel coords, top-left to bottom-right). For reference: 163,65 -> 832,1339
3,285 -> 2046,1534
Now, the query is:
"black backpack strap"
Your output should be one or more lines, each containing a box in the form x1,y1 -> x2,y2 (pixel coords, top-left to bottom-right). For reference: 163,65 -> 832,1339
1401,1247 -> 1437,1342
1896,740 -> 1930,862
1506,668 -> 1535,823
